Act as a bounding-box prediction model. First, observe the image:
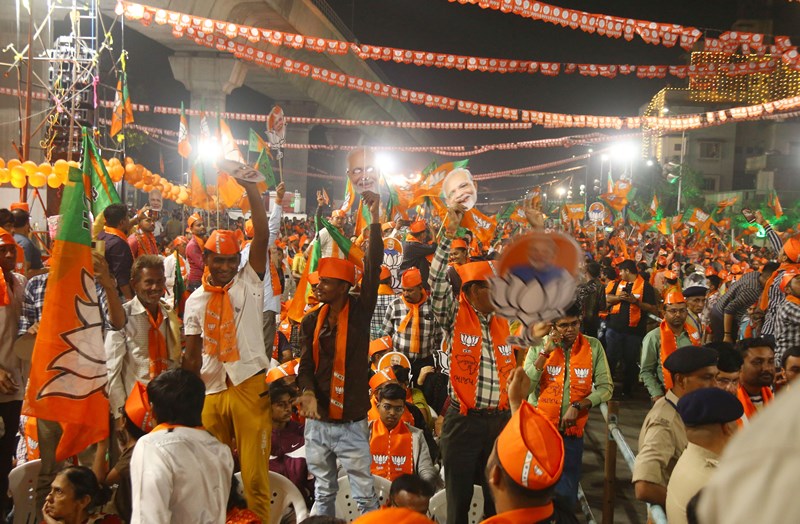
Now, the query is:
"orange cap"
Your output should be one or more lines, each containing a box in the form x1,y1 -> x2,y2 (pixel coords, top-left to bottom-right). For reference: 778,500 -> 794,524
452,238 -> 468,250
718,270 -> 729,280
234,229 -> 245,247
171,235 -> 188,248
401,268 -> 423,288
663,270 -> 677,280
370,335 -> 393,357
409,220 -> 427,234
705,267 -> 717,277
497,401 -> 564,490
369,366 -> 397,391
352,507 -> 434,524
308,271 -> 320,285
318,257 -> 356,285
730,264 -> 742,274
204,230 -> 241,255
265,358 -> 300,384
125,382 -> 155,433
784,235 -> 800,263
0,228 -> 16,246
187,212 -> 202,228
10,202 -> 28,212
664,290 -> 686,305
612,256 -> 625,266
780,271 -> 799,294
379,266 -> 392,281
244,219 -> 254,238
456,260 -> 496,285
331,209 -> 347,219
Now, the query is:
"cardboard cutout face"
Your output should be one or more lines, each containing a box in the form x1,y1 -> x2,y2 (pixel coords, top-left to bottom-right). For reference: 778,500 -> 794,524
347,148 -> 381,195
442,168 -> 477,210
267,105 -> 286,148
218,159 -> 262,184
148,189 -> 163,212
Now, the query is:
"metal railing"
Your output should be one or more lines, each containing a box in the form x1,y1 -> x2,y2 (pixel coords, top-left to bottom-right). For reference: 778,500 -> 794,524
600,401 -> 668,524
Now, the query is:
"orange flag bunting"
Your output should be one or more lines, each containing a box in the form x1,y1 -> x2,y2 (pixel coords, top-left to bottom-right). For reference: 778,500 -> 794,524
24,166 -> 109,461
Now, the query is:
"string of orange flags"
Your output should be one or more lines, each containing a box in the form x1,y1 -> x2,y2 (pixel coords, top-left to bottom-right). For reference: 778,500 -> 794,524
116,1 -> 800,77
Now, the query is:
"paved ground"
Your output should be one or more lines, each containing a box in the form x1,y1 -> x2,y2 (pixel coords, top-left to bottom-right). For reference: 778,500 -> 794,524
580,387 -> 653,524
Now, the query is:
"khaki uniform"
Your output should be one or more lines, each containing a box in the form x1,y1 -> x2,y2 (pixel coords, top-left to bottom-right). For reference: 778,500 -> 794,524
666,443 -> 719,524
632,390 -> 687,488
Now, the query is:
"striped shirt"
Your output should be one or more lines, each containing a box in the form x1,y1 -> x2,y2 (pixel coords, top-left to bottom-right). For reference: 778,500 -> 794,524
381,295 -> 442,360
775,299 -> 800,364
429,236 -> 501,410
755,223 -> 784,336
713,271 -> 763,324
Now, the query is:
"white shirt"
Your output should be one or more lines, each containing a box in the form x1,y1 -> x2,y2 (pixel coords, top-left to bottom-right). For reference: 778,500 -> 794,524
239,203 -> 282,313
130,426 -> 233,524
317,227 -> 345,259
0,272 -> 27,403
104,297 -> 180,416
184,262 -> 268,394
163,252 -> 188,302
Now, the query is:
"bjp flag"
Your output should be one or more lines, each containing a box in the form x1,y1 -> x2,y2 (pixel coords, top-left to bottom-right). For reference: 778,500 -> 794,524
24,165 -> 109,461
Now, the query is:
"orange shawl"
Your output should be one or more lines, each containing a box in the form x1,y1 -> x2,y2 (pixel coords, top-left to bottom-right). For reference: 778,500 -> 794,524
659,321 -> 701,391
369,418 -> 414,481
537,334 -> 593,437
145,307 -> 170,379
607,276 -> 645,326
201,273 -> 240,362
398,291 -> 428,355
736,384 -> 773,426
450,294 -> 514,415
312,302 -> 349,419
103,226 -> 128,243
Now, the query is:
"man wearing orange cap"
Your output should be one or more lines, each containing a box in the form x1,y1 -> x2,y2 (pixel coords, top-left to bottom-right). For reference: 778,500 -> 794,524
127,210 -> 159,259
370,266 -> 397,340
314,192 -> 347,259
295,191 -> 382,517
240,182 -> 286,355
401,219 -> 437,285
181,175 -> 272,522
446,237 -> 469,296
184,212 -> 207,292
761,234 -> 800,341
640,291 -> 702,401
382,268 -> 442,381
163,236 -> 188,308
369,336 -> 393,372
523,302 -> 613,511
605,259 -> 658,398
429,205 -> 515,523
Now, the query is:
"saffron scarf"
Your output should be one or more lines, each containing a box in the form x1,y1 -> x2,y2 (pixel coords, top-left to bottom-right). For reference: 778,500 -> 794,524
398,290 -> 428,355
450,293 -> 514,415
103,226 -> 128,243
269,259 -> 282,298
759,263 -> 800,310
607,276 -> 645,326
145,307 -> 169,379
201,273 -> 240,362
312,302 -> 350,420
0,270 -> 10,306
369,418 -> 414,481
736,384 -> 773,426
659,321 -> 701,391
537,334 -> 593,437
135,231 -> 159,256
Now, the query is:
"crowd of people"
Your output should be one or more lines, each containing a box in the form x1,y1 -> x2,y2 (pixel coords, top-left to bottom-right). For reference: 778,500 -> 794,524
0,148 -> 798,523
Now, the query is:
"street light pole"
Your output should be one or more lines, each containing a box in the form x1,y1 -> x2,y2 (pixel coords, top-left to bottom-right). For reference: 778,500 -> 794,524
677,130 -> 685,213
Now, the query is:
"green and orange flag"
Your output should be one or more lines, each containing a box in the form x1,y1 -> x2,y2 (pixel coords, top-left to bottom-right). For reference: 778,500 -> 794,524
109,70 -> 134,138
81,129 -> 121,216
24,164 -> 109,461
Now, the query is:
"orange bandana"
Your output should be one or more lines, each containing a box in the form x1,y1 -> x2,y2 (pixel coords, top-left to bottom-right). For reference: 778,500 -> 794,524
369,418 -> 413,481
312,302 -> 350,419
450,294 -> 514,414
659,321 -> 701,391
145,307 -> 169,379
537,334 -> 594,437
103,226 -> 128,243
398,290 -> 428,355
736,384 -> 773,426
607,276 -> 645,327
201,273 -> 240,362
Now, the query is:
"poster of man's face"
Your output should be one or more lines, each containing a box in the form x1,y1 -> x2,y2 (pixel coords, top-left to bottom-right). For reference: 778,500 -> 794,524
347,148 -> 381,195
148,189 -> 163,212
267,105 -> 286,147
442,168 -> 477,210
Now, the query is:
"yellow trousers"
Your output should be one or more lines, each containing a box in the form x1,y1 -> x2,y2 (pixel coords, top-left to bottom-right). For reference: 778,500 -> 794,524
203,373 -> 271,522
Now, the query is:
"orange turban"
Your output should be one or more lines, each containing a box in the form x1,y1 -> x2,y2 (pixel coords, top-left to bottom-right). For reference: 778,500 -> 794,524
369,366 -> 397,391
265,358 -> 300,384
379,266 -> 392,281
451,238 -> 468,250
784,235 -> 800,263
401,268 -> 422,288
409,220 -> 427,234
125,382 -> 155,433
664,290 -> 685,305
10,202 -> 28,212
497,401 -> 564,491
244,219 -> 254,238
204,230 -> 241,255
369,335 -> 393,358
352,507 -> 434,524
318,257 -> 356,285
456,260 -> 496,285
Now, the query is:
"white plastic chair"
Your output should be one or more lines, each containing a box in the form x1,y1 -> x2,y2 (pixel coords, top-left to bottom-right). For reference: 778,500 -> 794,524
428,484 -> 484,524
335,474 -> 392,522
269,471 -> 309,524
9,459 -> 41,524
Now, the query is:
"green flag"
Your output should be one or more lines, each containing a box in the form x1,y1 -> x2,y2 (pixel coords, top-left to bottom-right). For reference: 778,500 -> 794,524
249,128 -> 267,153
255,148 -> 276,189
81,128 -> 121,217
173,252 -> 186,310
317,215 -> 364,267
